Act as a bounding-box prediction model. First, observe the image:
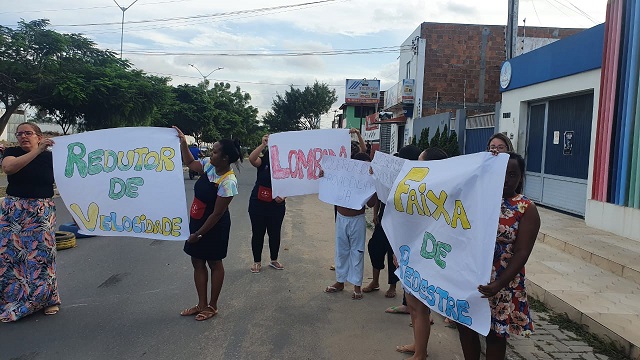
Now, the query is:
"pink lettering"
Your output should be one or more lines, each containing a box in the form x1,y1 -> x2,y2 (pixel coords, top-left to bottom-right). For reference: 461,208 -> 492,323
270,145 -> 290,179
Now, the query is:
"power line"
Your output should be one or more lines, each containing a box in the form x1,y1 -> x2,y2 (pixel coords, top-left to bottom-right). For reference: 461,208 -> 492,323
45,0 -> 339,27
0,0 -> 198,15
123,45 -> 411,57
531,0 -> 542,25
147,71 -> 345,87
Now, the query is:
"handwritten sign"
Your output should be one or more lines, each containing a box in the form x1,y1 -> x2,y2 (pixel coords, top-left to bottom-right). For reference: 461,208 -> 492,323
370,151 -> 407,202
268,129 -> 350,198
52,127 -> 189,240
382,152 -> 508,335
318,155 -> 376,210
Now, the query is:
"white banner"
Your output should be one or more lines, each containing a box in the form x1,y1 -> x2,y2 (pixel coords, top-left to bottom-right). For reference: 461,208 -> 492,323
318,155 -> 376,210
370,151 -> 406,203
382,152 -> 509,335
269,129 -> 350,198
52,127 -> 189,240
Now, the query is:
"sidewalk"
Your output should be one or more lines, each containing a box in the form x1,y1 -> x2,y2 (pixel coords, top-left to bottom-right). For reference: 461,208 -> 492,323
517,206 -> 640,360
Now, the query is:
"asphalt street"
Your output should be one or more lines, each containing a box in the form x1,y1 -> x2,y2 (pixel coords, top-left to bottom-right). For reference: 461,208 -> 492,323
1,168 -> 467,360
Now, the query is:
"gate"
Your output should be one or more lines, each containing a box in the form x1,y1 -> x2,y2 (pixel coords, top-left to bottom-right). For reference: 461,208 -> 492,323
524,93 -> 594,216
464,113 -> 495,154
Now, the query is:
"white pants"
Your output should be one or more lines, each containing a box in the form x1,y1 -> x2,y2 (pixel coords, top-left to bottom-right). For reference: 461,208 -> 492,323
335,212 -> 366,286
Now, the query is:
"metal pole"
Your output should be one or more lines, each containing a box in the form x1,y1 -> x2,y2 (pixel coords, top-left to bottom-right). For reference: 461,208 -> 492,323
120,11 -> 125,59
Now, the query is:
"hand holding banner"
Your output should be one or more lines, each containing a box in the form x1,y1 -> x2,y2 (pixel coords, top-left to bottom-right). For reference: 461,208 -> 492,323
318,155 -> 376,210
51,127 -> 190,240
382,152 -> 508,335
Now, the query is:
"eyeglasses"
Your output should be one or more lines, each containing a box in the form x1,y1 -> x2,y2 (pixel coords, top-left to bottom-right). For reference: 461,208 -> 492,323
489,145 -> 507,151
15,131 -> 36,137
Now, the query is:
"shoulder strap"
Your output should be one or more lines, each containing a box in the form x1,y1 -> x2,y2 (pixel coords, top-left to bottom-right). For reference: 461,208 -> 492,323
215,170 -> 234,185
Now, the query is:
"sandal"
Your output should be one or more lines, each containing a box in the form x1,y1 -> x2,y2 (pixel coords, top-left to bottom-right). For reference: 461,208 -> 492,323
44,305 -> 60,315
385,305 -> 410,314
396,344 -> 415,354
269,261 -> 284,270
250,262 -> 261,273
180,304 -> 203,316
385,289 -> 397,298
195,305 -> 217,321
324,285 -> 344,293
352,291 -> 363,300
362,284 -> 380,293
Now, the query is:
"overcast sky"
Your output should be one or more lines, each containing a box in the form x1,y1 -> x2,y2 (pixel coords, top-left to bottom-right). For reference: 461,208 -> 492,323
0,0 -> 608,128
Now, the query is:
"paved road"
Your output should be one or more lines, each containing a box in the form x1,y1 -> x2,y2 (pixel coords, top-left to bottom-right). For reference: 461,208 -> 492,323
1,169 -> 469,360
0,169 -> 618,360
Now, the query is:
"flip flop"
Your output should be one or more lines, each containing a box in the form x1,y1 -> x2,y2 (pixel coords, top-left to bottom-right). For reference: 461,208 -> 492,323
385,289 -> 397,298
361,285 -> 379,293
396,344 -> 415,354
269,261 -> 284,270
250,263 -> 261,273
385,305 -> 410,314
352,291 -> 363,300
324,285 -> 344,293
180,305 -> 203,316
44,305 -> 60,315
195,306 -> 217,321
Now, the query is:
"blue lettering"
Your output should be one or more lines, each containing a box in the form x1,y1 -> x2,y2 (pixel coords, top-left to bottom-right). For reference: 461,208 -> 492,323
435,287 -> 449,312
457,300 -> 472,326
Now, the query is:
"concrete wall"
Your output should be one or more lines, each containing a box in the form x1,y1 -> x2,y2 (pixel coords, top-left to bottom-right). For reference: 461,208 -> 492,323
412,112 -> 452,145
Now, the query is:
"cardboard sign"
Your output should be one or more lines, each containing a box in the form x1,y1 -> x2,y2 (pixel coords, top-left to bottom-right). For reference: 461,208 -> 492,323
268,129 -> 350,198
382,152 -> 509,335
52,127 -> 189,240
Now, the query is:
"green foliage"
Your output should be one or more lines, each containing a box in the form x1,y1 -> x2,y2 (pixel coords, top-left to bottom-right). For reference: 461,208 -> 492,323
429,127 -> 441,148
263,81 -> 337,132
447,131 -> 461,156
0,19 -> 261,143
0,19 -> 173,133
417,127 -> 430,151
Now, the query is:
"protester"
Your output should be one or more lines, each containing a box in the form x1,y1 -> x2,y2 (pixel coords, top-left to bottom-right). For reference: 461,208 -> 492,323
323,152 -> 377,300
487,133 -> 514,153
350,128 -> 366,158
395,147 -> 449,359
364,145 -> 421,299
456,152 -> 540,360
248,134 -> 286,273
0,122 -> 59,322
174,126 -> 242,321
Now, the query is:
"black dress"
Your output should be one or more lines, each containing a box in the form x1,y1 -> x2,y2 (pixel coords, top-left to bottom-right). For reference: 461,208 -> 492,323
183,172 -> 232,261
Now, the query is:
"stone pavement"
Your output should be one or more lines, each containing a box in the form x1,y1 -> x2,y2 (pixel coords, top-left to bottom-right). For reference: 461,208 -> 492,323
505,311 -> 612,360
504,206 -> 640,360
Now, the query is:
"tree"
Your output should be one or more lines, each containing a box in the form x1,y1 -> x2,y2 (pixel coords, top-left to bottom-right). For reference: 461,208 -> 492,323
438,124 -> 450,150
263,81 -> 337,132
1,19 -> 173,133
447,130 -> 461,156
417,127 -> 430,151
430,127 -> 441,148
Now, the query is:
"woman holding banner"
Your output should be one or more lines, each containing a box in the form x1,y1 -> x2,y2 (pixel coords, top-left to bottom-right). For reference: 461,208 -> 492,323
456,153 -> 540,360
0,122 -> 60,322
248,134 -> 286,273
174,126 -> 242,321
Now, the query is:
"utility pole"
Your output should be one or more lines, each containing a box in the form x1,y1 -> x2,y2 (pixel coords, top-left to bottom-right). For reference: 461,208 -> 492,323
189,64 -> 224,89
506,0 -> 519,60
113,0 -> 140,59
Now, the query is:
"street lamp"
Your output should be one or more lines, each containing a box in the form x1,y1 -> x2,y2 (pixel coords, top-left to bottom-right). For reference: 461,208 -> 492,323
113,0 -> 140,59
189,64 -> 224,88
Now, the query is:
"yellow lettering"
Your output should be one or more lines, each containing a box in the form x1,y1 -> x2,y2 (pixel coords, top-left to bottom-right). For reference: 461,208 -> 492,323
171,217 -> 182,237
427,190 -> 451,225
394,167 -> 429,212
406,189 -> 424,216
70,202 -> 99,231
159,147 -> 176,172
451,200 -> 471,229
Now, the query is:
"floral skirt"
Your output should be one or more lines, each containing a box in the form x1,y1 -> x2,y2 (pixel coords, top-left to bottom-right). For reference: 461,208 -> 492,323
0,196 -> 59,322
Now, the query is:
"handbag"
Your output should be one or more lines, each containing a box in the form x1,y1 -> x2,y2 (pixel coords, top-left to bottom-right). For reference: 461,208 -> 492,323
257,185 -> 273,202
190,197 -> 207,219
